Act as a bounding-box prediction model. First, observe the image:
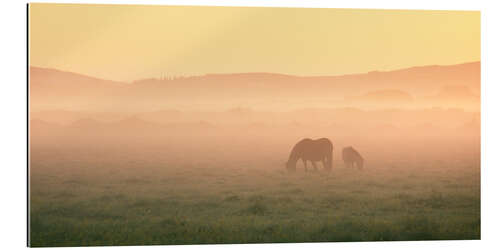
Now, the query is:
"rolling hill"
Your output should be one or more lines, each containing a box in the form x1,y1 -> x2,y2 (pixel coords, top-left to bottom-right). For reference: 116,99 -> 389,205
29,62 -> 480,112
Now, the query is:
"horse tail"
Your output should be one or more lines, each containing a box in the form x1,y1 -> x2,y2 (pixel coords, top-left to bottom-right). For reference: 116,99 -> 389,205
326,146 -> 333,170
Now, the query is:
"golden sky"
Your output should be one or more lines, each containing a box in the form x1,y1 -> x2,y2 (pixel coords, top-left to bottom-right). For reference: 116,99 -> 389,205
29,4 -> 480,82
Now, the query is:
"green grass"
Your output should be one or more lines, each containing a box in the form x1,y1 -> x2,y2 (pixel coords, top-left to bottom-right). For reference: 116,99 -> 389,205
29,156 -> 480,247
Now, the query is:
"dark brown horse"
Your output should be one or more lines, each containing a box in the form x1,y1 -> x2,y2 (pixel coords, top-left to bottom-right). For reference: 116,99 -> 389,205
342,146 -> 364,170
286,138 -> 333,172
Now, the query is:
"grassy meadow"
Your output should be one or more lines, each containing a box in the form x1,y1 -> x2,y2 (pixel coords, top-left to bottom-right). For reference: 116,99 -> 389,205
29,133 -> 480,247
28,5 -> 480,247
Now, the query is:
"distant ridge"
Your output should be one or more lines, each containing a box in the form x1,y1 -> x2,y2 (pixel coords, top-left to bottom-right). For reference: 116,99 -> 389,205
30,66 -> 127,86
29,61 -> 480,112
30,61 -> 479,84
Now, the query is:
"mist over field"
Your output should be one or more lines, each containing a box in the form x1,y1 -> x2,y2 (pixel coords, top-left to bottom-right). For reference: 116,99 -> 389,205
26,2 -> 484,245
30,62 -> 479,112
28,61 -> 480,246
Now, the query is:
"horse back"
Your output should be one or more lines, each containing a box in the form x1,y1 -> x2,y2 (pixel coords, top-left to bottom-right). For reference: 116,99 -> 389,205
293,138 -> 332,160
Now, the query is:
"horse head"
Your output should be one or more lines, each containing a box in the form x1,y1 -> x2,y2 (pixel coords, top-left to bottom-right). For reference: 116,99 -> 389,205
285,160 -> 296,172
358,158 -> 364,170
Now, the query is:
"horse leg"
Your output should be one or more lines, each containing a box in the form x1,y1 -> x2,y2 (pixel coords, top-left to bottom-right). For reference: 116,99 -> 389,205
302,159 -> 308,172
312,161 -> 318,171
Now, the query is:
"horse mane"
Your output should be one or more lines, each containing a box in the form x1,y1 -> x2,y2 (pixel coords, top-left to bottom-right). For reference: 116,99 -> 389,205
289,139 -> 309,160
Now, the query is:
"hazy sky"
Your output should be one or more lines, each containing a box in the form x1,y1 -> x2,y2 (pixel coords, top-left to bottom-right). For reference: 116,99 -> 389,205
29,4 -> 480,82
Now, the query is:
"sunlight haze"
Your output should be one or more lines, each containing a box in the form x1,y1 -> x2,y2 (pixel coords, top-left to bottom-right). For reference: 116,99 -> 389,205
29,4 -> 480,82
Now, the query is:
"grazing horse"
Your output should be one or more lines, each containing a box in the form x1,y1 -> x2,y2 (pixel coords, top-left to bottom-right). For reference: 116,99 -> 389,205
342,146 -> 364,170
286,138 -> 333,172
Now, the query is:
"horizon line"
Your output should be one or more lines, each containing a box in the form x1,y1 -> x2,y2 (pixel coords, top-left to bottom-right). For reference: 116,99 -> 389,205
29,60 -> 480,84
